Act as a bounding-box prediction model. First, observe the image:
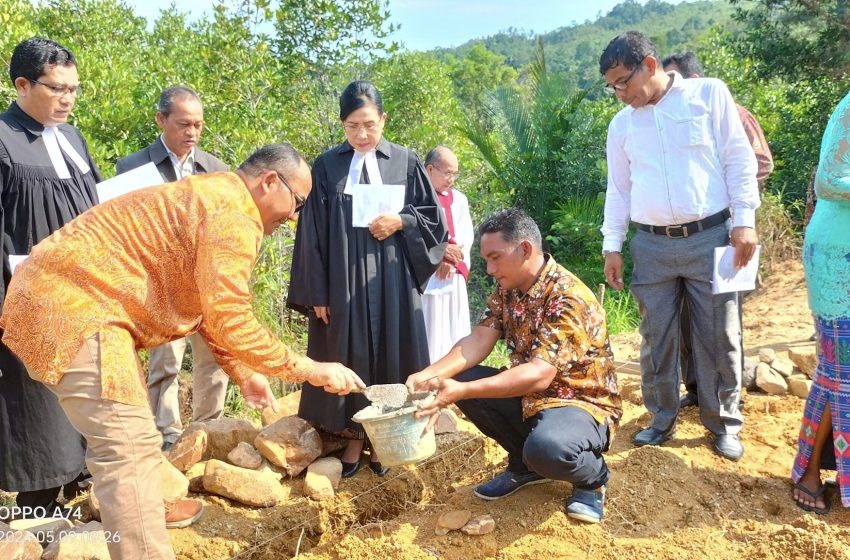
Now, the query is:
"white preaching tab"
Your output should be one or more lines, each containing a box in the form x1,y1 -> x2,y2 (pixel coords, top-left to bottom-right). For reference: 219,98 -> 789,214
8,255 -> 28,275
350,183 -> 406,228
712,245 -> 761,295
96,162 -> 163,204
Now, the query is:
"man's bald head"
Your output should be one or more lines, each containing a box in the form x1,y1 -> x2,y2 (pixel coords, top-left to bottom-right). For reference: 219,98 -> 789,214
424,145 -> 459,193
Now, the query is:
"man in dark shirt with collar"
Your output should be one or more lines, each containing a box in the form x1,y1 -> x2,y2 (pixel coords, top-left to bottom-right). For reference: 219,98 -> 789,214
116,85 -> 229,450
409,208 -> 621,524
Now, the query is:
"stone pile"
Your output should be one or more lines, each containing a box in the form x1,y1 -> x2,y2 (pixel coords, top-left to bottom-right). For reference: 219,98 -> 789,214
755,345 -> 815,398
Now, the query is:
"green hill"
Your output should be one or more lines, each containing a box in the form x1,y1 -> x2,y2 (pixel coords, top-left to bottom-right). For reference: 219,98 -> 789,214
436,0 -> 736,88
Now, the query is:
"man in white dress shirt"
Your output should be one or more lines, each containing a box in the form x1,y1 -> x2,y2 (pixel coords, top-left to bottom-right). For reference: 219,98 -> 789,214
598,31 -> 760,460
421,146 -> 474,364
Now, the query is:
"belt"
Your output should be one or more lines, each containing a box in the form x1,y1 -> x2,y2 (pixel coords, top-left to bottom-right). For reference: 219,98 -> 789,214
636,209 -> 730,239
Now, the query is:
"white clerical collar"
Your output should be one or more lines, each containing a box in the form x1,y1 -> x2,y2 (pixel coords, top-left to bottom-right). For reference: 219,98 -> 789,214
343,148 -> 383,195
42,126 -> 91,179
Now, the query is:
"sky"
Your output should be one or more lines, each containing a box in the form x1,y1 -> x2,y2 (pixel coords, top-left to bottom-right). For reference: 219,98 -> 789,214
123,0 -> 688,51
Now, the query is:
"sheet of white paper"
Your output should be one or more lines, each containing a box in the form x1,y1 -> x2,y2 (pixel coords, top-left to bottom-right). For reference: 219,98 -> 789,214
712,245 -> 761,295
96,162 -> 163,204
423,275 -> 455,295
350,183 -> 406,227
8,255 -> 27,274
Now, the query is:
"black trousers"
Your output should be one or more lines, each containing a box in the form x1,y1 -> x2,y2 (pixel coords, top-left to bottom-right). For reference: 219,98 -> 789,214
455,366 -> 611,490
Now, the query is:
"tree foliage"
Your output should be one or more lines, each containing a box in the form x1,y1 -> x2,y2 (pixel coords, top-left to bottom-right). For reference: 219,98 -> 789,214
730,0 -> 850,80
461,39 -> 614,232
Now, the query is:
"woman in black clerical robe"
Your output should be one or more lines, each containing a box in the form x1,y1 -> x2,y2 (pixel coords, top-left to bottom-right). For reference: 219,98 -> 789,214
0,38 -> 98,515
288,80 -> 447,477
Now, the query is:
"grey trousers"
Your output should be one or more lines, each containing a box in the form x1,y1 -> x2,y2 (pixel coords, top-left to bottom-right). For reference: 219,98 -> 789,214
630,221 -> 743,436
147,332 -> 229,443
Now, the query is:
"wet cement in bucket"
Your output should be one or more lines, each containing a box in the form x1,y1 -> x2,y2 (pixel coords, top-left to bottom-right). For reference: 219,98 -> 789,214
356,383 -> 433,410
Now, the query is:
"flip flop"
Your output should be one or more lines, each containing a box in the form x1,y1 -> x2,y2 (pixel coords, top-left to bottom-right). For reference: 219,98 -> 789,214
793,482 -> 831,515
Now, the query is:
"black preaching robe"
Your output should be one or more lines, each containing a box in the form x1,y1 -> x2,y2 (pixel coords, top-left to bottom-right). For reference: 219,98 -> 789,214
0,102 -> 100,492
288,138 -> 447,434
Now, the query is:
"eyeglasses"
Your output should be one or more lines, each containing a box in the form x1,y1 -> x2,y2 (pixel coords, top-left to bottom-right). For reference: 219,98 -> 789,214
342,121 -> 382,134
431,165 -> 459,180
276,171 -> 306,213
29,79 -> 83,97
604,63 -> 643,95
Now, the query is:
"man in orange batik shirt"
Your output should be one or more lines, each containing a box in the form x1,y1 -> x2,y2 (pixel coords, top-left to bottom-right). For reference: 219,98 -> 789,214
0,144 -> 364,560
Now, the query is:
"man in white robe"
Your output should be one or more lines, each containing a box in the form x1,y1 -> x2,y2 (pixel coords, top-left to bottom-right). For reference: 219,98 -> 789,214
421,146 -> 474,364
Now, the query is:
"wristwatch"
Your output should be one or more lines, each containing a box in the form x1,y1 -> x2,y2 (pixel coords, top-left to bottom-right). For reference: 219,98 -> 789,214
602,250 -> 620,257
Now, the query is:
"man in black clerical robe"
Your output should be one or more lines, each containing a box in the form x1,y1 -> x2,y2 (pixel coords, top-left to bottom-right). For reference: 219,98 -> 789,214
0,37 -> 99,516
287,137 -> 447,439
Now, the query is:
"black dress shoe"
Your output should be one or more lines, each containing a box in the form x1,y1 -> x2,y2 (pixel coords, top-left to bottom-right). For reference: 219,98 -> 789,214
678,392 -> 699,409
633,426 -> 676,447
369,461 -> 390,477
341,460 -> 362,478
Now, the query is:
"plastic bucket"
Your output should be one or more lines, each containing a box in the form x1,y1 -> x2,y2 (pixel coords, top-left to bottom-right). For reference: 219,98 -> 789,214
352,405 -> 436,467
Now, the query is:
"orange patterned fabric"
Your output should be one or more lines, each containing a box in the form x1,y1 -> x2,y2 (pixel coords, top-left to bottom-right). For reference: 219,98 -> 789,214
479,256 -> 622,426
0,172 -> 312,407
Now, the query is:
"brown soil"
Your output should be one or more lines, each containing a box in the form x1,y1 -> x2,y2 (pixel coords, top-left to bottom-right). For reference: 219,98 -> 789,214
47,260 -> 850,558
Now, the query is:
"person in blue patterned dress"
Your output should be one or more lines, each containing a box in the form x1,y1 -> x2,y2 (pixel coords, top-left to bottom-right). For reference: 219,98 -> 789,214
791,91 -> 850,514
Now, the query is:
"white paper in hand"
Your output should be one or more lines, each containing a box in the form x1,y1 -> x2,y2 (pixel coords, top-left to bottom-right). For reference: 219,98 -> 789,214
712,245 -> 761,294
350,183 -> 406,227
423,274 -> 455,295
96,162 -> 163,204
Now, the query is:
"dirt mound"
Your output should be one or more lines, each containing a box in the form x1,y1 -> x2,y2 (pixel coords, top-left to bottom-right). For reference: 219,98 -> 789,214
56,260 -> 847,559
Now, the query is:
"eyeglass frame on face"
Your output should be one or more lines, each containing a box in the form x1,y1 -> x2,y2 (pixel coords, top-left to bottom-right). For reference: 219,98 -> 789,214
429,164 -> 460,180
29,79 -> 83,97
275,171 -> 306,213
342,120 -> 383,134
604,60 -> 644,95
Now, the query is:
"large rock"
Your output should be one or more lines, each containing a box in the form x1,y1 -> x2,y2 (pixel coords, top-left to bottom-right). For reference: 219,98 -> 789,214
201,418 -> 260,461
165,424 -> 208,472
160,455 -> 190,502
254,416 -> 322,476
435,408 -> 460,434
771,358 -> 796,378
788,375 -> 813,399
303,457 -> 342,501
202,459 -> 285,507
186,461 -> 208,493
320,432 -> 348,457
227,442 -> 263,470
261,390 -> 302,427
0,521 -> 41,560
756,362 -> 788,395
42,521 -> 110,560
741,358 -> 758,390
789,346 -> 818,379
758,348 -> 776,364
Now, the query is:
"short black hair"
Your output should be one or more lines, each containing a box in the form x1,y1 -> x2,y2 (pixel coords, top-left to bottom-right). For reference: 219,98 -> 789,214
599,31 -> 657,75
9,37 -> 76,85
158,85 -> 201,116
339,80 -> 384,121
424,145 -> 453,167
238,143 -> 306,180
479,208 -> 542,252
661,51 -> 704,77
